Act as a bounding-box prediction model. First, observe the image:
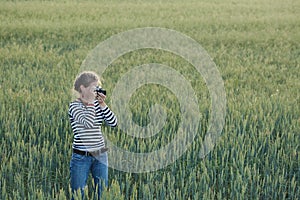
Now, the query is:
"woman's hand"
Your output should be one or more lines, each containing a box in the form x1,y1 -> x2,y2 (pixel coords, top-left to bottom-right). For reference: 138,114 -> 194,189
96,93 -> 107,108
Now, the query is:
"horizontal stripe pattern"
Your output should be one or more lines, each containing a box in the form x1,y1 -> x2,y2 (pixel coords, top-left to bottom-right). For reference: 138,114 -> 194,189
68,100 -> 117,151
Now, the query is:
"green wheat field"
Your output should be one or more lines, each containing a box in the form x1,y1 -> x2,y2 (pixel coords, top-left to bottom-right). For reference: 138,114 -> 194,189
0,0 -> 299,199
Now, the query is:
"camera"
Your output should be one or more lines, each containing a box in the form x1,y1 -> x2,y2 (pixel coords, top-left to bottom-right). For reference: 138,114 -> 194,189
94,86 -> 106,95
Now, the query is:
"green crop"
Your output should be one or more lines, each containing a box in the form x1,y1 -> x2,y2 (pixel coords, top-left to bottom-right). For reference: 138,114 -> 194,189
0,0 -> 299,199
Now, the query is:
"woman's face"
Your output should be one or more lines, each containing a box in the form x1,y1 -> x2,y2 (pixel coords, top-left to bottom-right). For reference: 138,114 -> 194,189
81,80 -> 98,100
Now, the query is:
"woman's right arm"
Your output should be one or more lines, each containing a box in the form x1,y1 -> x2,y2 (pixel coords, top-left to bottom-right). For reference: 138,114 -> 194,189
69,102 -> 96,128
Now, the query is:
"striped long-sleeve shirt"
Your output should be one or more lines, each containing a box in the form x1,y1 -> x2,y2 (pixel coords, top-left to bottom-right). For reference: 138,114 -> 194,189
68,99 -> 117,151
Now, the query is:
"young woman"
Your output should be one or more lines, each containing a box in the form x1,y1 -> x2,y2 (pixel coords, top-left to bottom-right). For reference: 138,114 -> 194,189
68,71 -> 117,199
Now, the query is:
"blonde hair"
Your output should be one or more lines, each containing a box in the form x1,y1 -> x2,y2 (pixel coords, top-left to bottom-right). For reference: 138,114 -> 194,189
73,71 -> 101,93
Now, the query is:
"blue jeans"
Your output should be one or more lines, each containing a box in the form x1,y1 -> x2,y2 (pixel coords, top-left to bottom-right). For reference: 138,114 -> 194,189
70,152 -> 108,199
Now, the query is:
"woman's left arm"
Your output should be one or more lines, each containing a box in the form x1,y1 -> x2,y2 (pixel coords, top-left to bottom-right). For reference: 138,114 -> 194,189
101,105 -> 118,127
95,93 -> 117,127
